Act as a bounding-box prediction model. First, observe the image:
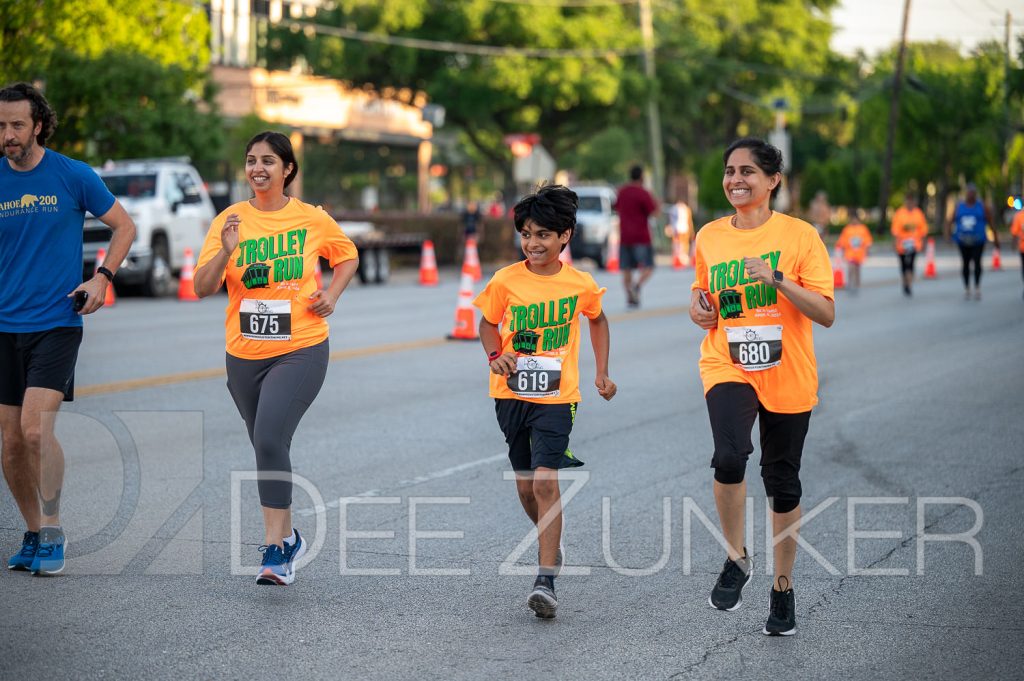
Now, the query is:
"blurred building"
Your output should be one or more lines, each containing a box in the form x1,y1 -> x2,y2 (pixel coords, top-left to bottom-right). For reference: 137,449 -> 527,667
206,0 -> 436,212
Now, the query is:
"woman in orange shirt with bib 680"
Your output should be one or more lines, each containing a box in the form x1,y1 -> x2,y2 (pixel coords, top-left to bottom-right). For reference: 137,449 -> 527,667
194,131 -> 359,587
689,137 -> 834,637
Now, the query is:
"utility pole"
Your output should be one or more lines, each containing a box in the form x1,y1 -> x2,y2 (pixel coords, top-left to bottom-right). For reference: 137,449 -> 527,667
877,0 -> 911,233
1001,10 -> 1012,224
639,0 -> 665,200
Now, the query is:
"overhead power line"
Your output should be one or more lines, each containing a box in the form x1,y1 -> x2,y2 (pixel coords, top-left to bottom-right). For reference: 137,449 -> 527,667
279,18 -> 644,58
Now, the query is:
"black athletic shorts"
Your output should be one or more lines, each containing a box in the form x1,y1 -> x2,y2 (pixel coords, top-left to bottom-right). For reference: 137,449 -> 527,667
705,382 -> 810,483
898,252 -> 917,274
0,327 -> 83,406
494,399 -> 584,471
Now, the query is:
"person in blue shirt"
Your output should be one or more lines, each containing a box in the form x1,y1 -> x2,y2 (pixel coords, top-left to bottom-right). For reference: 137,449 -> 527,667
0,82 -> 136,575
946,183 -> 999,300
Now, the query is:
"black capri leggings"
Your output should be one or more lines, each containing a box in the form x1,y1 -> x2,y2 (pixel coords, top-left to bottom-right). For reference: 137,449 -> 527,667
706,382 -> 811,514
226,340 -> 329,508
958,242 -> 984,288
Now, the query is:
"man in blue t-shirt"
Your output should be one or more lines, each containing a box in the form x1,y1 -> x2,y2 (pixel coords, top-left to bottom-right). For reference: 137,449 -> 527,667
0,82 -> 136,575
946,182 -> 999,300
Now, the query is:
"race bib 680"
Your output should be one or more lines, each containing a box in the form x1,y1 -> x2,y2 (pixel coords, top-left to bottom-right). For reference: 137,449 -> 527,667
725,325 -> 782,372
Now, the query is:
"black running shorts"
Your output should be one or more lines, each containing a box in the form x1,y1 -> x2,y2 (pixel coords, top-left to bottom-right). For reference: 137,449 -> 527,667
494,399 -> 584,471
0,327 -> 83,406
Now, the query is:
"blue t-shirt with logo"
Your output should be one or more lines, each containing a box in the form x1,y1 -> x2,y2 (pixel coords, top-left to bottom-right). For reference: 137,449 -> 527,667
953,201 -> 987,247
0,150 -> 115,332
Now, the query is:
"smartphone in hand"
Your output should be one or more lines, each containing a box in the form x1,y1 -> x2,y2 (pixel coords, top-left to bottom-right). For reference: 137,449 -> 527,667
697,289 -> 713,312
72,290 -> 88,312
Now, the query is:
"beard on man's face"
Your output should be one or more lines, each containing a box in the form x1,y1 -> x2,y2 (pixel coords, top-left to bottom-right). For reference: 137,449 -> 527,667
3,140 -> 32,163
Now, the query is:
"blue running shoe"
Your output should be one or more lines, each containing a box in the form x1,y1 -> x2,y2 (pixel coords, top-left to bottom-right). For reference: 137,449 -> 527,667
256,528 -> 307,585
256,544 -> 288,585
7,531 -> 39,571
30,527 -> 65,576
284,528 -> 307,569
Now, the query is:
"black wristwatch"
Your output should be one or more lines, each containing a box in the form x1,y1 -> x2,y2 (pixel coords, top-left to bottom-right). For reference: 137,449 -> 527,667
772,270 -> 784,287
97,266 -> 115,282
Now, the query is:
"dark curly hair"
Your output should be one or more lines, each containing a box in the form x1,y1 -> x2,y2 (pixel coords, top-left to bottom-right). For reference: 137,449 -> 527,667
245,131 -> 299,188
724,137 -> 784,199
513,183 -> 578,249
0,82 -> 58,146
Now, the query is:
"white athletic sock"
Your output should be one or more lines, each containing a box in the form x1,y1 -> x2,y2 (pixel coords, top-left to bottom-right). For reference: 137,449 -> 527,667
283,529 -> 297,546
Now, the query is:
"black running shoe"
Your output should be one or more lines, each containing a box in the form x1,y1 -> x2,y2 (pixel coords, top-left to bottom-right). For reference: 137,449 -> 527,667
763,578 -> 796,636
709,551 -> 752,611
528,575 -> 557,619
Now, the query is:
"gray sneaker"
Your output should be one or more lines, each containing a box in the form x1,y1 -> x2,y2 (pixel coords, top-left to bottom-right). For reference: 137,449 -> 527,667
709,550 -> 753,611
528,575 -> 557,619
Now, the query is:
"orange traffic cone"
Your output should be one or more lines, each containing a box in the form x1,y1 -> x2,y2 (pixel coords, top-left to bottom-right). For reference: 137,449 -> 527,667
992,247 -> 1002,271
464,236 -> 482,282
447,269 -> 478,340
178,247 -> 200,301
314,257 -> 324,289
419,239 -> 439,286
605,230 -> 620,273
559,244 -> 573,266
924,238 -> 937,279
94,248 -> 116,306
672,236 -> 685,270
832,246 -> 846,289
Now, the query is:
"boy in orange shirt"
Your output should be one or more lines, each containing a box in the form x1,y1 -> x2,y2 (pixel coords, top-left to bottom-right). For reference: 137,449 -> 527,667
835,213 -> 873,289
474,184 -> 616,619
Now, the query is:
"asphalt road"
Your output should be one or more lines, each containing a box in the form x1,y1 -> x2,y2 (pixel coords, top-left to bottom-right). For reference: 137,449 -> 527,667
2,253 -> 1023,680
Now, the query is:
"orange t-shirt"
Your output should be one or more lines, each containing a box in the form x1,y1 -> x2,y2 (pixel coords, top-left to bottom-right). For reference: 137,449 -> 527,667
1010,210 -> 1024,253
836,222 -> 873,264
473,261 -> 605,404
891,207 -> 928,255
691,212 -> 834,414
197,199 -> 358,360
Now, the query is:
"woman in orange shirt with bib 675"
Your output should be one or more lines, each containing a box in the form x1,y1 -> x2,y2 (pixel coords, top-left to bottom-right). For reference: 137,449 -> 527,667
194,132 -> 359,587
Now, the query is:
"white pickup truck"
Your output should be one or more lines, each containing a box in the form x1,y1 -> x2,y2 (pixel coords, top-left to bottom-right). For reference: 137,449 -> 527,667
82,158 -> 216,296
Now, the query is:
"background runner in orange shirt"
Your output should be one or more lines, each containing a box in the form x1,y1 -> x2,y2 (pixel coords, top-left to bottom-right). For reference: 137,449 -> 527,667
835,213 -> 873,290
689,137 -> 834,637
1011,207 -> 1024,300
890,192 -> 929,297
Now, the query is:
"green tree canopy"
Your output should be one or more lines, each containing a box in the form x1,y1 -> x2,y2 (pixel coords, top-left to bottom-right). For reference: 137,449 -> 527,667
265,0 -> 640,195
0,0 -> 210,84
1,0 -> 220,172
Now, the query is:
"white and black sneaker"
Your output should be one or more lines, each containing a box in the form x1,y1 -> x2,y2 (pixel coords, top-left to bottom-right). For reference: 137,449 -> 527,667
709,550 -> 752,611
763,577 -> 796,636
528,575 -> 557,619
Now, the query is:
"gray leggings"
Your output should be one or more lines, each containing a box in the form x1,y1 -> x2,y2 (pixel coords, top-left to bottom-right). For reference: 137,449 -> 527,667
226,340 -> 329,508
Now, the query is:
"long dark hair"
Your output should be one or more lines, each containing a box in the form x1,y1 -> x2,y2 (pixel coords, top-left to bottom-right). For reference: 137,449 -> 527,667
724,137 -> 784,199
245,131 -> 299,188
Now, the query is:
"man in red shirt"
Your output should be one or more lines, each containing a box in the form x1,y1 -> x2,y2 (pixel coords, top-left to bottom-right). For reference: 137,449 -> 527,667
615,165 -> 659,307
